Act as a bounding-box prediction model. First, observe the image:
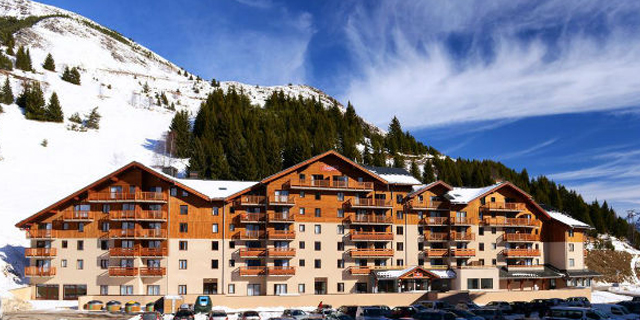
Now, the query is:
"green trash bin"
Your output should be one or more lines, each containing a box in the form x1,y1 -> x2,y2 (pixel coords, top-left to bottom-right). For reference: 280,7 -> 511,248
146,302 -> 155,312
125,301 -> 141,314
106,301 -> 121,313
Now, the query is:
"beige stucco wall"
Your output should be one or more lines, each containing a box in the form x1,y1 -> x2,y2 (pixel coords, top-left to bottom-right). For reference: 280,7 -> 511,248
545,241 -> 584,270
167,239 -> 224,295
452,268 -> 500,291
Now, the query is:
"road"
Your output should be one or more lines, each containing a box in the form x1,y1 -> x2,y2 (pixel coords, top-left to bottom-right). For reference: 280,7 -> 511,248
3,311 -> 133,320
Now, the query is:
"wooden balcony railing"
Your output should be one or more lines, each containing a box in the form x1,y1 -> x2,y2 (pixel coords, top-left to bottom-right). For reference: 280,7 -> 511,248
267,266 -> 295,276
24,266 -> 56,277
450,249 -> 476,257
481,202 -> 526,212
268,213 -> 295,223
506,264 -> 544,270
238,266 -> 266,276
349,266 -> 371,275
503,233 -> 540,242
108,267 -> 138,277
409,200 -> 448,210
287,179 -> 374,191
239,248 -> 266,257
88,192 -> 167,202
236,231 -> 266,240
236,195 -> 266,206
268,230 -> 296,240
349,215 -> 393,224
110,210 -> 167,221
503,249 -> 541,257
140,247 -> 167,256
269,195 -> 296,206
267,248 -> 296,257
450,232 -> 475,241
420,217 -> 449,225
110,210 -> 137,220
109,247 -> 139,257
26,229 -> 54,239
140,267 -> 166,277
239,213 -> 266,223
424,248 -> 449,257
108,229 -> 167,239
108,229 -> 136,238
449,217 -> 476,225
349,248 -> 394,257
61,210 -> 92,221
347,198 -> 392,208
424,232 -> 449,241
25,248 -> 57,257
482,217 -> 539,227
350,231 -> 394,241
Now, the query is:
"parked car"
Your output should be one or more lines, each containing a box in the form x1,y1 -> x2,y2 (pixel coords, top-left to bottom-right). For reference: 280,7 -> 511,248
565,297 -> 591,308
455,302 -> 480,311
632,297 -> 640,302
484,302 -> 512,314
417,301 -> 454,310
174,309 -> 196,320
209,310 -> 229,320
240,311 -> 262,320
283,309 -> 309,320
194,295 -> 213,313
412,310 -> 463,320
593,304 -> 639,320
445,308 -> 483,320
356,306 -> 390,320
141,312 -> 163,320
373,305 -> 392,316
508,301 -> 530,315
327,313 -> 355,320
618,301 -> 640,314
542,307 -> 605,320
471,308 -> 505,320
388,306 -> 417,319
338,306 -> 360,318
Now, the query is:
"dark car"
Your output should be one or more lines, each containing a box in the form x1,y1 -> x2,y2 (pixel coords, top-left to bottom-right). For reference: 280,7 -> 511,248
618,301 -> 640,314
339,306 -> 359,318
194,295 -> 213,314
472,308 -> 505,320
508,302 -> 530,315
327,313 -> 355,320
389,306 -> 417,319
413,310 -> 459,320
445,308 -> 483,320
175,309 -> 196,320
141,312 -> 163,320
632,297 -> 640,302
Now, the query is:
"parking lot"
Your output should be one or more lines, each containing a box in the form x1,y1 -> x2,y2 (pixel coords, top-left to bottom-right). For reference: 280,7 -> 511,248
2,311 -> 132,320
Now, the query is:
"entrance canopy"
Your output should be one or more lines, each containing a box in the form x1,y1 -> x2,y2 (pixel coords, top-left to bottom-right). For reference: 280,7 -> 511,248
373,266 -> 456,280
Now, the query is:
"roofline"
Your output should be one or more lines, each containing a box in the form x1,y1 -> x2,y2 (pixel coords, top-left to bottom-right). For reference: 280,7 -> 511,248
15,161 -> 211,228
406,180 -> 453,199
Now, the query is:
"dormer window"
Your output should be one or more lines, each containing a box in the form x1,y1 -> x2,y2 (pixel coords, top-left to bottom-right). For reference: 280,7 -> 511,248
568,229 -> 574,237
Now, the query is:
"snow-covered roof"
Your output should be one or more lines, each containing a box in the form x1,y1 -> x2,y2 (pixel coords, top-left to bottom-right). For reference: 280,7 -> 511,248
148,166 -> 258,199
365,166 -> 421,185
373,266 -> 456,279
547,210 -> 592,229
445,183 -> 503,204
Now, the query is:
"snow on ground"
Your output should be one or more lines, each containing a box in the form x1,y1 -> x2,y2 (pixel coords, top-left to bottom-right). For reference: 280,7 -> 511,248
592,290 -> 633,304
28,299 -> 78,310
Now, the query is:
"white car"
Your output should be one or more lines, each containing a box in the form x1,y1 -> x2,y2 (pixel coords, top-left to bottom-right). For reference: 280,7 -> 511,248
592,304 -> 639,320
282,309 -> 309,320
543,307 -> 605,320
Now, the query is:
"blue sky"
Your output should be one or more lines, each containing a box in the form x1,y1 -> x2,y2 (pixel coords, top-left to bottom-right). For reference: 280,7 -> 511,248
40,0 -> 640,213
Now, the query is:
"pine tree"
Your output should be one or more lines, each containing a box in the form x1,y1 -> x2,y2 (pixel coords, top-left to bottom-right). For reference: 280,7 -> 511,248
410,160 -> 420,181
44,92 -> 63,122
169,110 -> 191,158
43,53 -> 56,71
15,46 -> 32,71
61,67 -> 81,85
0,51 -> 12,71
392,153 -> 405,168
68,112 -> 82,124
0,77 -> 13,104
17,82 -> 46,120
85,107 -> 101,129
422,161 -> 435,183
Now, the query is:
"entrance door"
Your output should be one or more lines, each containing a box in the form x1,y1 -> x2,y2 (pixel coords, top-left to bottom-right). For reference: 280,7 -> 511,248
314,279 -> 327,294
203,282 -> 218,295
247,284 -> 261,296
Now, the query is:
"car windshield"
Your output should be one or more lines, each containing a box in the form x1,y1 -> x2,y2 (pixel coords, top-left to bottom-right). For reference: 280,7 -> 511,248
292,311 -> 305,315
363,309 -> 384,317
550,309 -> 583,319
414,313 -> 441,320
245,312 -> 260,317
211,312 -> 227,317
176,310 -> 193,316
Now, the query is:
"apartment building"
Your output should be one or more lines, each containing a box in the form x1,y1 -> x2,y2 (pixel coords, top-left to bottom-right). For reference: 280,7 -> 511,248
16,150 -> 599,300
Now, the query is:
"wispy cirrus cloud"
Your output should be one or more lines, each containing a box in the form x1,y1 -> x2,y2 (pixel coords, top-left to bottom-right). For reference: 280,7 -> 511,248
496,138 -> 558,160
341,1 -> 640,129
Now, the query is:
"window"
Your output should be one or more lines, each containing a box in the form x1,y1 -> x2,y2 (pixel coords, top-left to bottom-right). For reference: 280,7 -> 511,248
178,285 -> 187,295
568,243 -> 575,252
120,285 -> 133,296
337,192 -> 344,201
481,278 -> 493,289
212,223 -> 219,233
337,283 -> 344,292
492,259 -> 497,265
299,241 -> 305,249
299,224 -> 306,232
397,226 -> 404,235
211,260 -> 219,269
492,243 -> 497,250
61,259 -> 67,268
102,204 -> 110,213
314,259 -> 321,269
337,225 -> 344,234
397,242 -> 404,251
248,284 -> 261,296
180,205 -> 188,215
479,227 -> 484,236
229,224 -> 235,231
62,240 -> 67,248
315,208 -> 321,217
314,241 -> 321,251
179,241 -> 188,250
569,258 -> 575,267
229,260 -> 235,267
337,259 -> 344,268
467,278 -> 479,290
182,190 -> 189,197
418,259 -> 424,266
63,222 -> 69,230
212,207 -> 219,216
229,241 -> 235,249
77,259 -> 84,270
274,284 -> 287,295
396,194 -> 403,204
397,259 -> 404,266
100,285 -> 108,295
100,240 -> 109,250
77,240 -> 84,251
78,223 -> 84,232
315,192 -> 321,200
568,229 -> 574,237
170,188 -> 177,196
63,285 -> 87,300
314,225 -> 321,234
396,211 -> 403,219
298,284 -> 305,293
337,209 -> 344,218
479,243 -> 485,251
418,242 -> 424,251
147,285 -> 160,295
491,227 -> 496,234
179,223 -> 188,233
212,241 -> 219,251
179,260 -> 188,269
300,191 -> 305,198
479,259 -> 485,265
100,259 -> 108,269
337,242 -> 344,251
299,259 -> 305,267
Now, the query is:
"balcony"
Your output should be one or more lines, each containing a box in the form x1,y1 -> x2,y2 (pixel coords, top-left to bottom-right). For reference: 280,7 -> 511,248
108,229 -> 167,239
108,267 -> 138,277
238,248 -> 266,257
236,231 -> 266,240
87,191 -> 167,203
481,202 -> 526,212
267,248 -> 296,257
25,248 -> 57,258
26,229 -> 54,239
349,231 -> 394,241
482,217 -> 540,227
140,267 -> 166,277
348,215 -> 393,225
503,233 -> 540,242
24,266 -> 56,277
287,178 -> 374,192
140,247 -> 168,257
506,264 -> 544,271
423,232 -> 449,241
450,232 -> 475,241
503,249 -> 541,257
349,266 -> 371,275
267,266 -> 296,276
409,200 -> 449,211
349,248 -> 394,258
110,210 -> 167,221
268,213 -> 295,223
450,249 -> 476,257
268,230 -> 296,240
449,217 -> 476,225
424,248 -> 448,257
420,217 -> 449,225
346,198 -> 393,209
238,266 -> 266,276
239,213 -> 266,223
61,210 -> 92,222
236,195 -> 266,207
109,247 -> 138,257
269,195 -> 296,206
